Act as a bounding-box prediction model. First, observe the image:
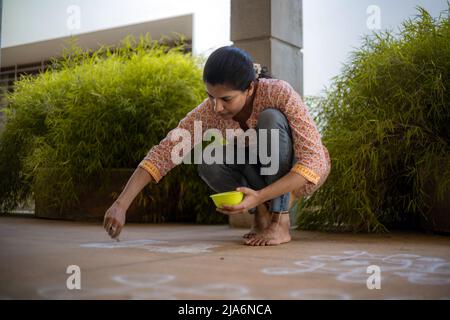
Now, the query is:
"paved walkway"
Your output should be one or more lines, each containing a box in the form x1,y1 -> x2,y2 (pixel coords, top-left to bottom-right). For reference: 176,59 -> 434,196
0,216 -> 449,300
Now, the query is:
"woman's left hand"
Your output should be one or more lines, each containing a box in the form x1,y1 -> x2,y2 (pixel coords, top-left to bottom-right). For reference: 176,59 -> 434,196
216,187 -> 262,215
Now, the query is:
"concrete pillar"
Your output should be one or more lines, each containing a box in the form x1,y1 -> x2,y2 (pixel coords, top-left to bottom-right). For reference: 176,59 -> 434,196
229,0 -> 303,228
231,0 -> 303,96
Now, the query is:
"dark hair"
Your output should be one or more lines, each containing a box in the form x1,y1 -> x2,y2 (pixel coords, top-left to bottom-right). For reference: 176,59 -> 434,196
203,46 -> 272,91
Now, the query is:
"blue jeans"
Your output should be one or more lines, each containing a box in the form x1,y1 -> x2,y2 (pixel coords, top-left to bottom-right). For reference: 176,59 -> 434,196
197,108 -> 296,213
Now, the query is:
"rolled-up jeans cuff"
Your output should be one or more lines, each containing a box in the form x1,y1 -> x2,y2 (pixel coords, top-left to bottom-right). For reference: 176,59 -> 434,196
270,192 -> 291,212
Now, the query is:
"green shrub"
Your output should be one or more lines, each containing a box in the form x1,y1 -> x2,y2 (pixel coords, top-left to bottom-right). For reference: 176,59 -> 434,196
0,35 -> 226,224
299,7 -> 450,232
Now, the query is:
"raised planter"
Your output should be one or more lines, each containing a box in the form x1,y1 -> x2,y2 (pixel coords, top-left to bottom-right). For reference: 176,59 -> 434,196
421,182 -> 450,234
420,167 -> 450,234
229,212 -> 254,228
426,195 -> 450,233
34,168 -> 151,222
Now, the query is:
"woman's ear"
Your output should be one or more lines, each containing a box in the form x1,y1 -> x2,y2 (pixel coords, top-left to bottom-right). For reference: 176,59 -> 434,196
246,81 -> 255,97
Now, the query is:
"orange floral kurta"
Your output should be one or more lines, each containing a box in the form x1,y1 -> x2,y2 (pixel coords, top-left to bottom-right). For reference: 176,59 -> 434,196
139,78 -> 331,196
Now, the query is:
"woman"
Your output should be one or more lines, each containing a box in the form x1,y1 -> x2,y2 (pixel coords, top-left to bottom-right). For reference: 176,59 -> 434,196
103,46 -> 331,246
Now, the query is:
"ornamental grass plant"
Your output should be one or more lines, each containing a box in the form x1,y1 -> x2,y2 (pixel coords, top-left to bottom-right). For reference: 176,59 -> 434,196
299,7 -> 450,232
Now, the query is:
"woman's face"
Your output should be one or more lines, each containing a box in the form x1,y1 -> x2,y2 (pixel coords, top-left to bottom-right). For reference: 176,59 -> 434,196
205,82 -> 255,120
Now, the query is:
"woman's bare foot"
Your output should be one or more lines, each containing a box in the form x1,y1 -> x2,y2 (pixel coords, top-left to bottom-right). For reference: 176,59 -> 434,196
244,213 -> 291,246
243,203 -> 271,239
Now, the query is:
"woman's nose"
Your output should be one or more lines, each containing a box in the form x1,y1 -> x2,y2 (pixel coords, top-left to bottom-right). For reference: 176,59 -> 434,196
214,99 -> 224,112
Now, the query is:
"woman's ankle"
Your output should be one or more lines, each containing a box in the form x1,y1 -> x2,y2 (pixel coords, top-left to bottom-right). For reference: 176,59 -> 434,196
256,203 -> 271,217
270,212 -> 290,225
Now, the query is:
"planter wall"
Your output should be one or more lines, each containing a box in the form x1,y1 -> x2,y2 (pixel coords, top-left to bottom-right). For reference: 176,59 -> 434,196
427,196 -> 450,233
34,168 -> 211,223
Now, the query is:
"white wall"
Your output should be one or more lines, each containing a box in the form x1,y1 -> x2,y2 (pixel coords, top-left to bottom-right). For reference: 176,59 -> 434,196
1,0 -> 231,56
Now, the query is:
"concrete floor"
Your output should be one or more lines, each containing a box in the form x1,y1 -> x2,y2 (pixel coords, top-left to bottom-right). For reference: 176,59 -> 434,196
0,216 -> 449,300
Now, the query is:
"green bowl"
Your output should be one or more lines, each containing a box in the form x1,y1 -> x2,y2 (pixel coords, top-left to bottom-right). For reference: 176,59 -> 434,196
210,191 -> 244,208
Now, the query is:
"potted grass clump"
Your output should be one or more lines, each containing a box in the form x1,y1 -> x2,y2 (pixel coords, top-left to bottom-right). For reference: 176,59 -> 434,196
0,35 -> 226,224
298,7 -> 450,233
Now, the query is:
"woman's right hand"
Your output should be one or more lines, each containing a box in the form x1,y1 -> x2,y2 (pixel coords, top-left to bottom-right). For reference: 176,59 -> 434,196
103,200 -> 127,239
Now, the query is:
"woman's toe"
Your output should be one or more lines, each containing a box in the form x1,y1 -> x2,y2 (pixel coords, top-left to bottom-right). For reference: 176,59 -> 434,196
244,238 -> 255,245
255,238 -> 266,246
